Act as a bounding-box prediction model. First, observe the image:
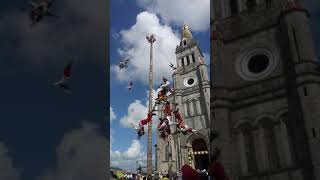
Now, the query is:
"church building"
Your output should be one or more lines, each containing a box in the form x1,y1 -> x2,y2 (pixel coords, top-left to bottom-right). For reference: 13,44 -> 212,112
156,24 -> 211,174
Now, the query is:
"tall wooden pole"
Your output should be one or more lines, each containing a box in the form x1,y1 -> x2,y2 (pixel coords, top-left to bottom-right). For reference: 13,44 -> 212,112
146,34 -> 156,178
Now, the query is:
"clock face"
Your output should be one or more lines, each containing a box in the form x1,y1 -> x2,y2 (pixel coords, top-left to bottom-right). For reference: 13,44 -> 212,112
235,47 -> 278,81
184,76 -> 197,87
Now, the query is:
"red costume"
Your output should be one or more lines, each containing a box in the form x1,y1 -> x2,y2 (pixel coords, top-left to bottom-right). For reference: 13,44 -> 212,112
64,63 -> 72,78
158,118 -> 171,140
164,103 -> 172,117
136,113 -> 156,139
173,110 -> 195,133
139,113 -> 153,126
173,110 -> 183,125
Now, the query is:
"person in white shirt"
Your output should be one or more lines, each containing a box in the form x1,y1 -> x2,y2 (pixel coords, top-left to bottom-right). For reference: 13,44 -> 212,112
161,76 -> 173,95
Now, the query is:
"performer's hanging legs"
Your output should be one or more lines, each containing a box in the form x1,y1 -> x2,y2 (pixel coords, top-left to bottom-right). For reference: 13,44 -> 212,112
137,112 -> 156,138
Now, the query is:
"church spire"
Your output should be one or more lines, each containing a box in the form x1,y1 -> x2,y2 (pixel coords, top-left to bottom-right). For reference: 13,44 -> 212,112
181,23 -> 193,41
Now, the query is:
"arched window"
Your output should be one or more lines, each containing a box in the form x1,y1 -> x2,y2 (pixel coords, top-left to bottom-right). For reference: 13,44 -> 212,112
230,0 -> 238,15
184,102 -> 191,117
246,0 -> 257,13
186,55 -> 190,65
262,121 -> 280,170
181,57 -> 185,67
192,100 -> 198,116
243,128 -> 257,173
197,98 -> 202,114
265,0 -> 272,9
192,53 -> 196,63
183,40 -> 187,46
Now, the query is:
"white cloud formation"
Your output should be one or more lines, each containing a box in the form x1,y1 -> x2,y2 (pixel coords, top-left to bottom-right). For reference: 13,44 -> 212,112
120,100 -> 148,128
137,0 -> 210,32
110,107 -> 116,123
38,122 -> 107,180
123,140 -> 142,159
110,139 -> 146,171
119,88 -> 158,131
0,143 -> 20,180
111,11 -> 180,85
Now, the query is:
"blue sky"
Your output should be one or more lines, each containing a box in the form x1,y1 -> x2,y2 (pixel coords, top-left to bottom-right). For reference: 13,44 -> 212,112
109,0 -> 210,171
0,0 -> 107,179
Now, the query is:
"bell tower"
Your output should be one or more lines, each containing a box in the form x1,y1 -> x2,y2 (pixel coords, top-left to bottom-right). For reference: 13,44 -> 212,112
212,0 -> 320,179
173,24 -> 210,130
156,24 -> 211,174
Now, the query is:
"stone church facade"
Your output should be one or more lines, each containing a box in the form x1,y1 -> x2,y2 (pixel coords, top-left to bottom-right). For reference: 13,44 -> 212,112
156,24 -> 211,174
212,0 -> 320,180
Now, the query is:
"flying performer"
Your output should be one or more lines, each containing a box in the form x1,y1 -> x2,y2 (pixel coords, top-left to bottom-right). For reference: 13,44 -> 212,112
52,62 -> 72,95
132,112 -> 157,139
128,81 -> 133,91
118,58 -> 129,69
28,0 -> 59,26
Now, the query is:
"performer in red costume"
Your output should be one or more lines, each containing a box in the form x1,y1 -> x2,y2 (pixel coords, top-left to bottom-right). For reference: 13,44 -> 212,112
173,108 -> 196,134
134,112 -> 156,139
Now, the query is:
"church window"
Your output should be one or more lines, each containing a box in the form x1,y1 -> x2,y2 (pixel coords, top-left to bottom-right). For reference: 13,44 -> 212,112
230,0 -> 238,15
197,98 -> 202,114
246,0 -> 257,13
312,128 -> 317,138
186,102 -> 191,117
303,87 -> 308,96
187,56 -> 190,65
243,131 -> 258,172
265,0 -> 272,9
183,40 -> 187,46
292,26 -> 301,61
192,100 -> 198,116
192,53 -> 196,63
181,57 -> 185,67
248,55 -> 269,73
263,123 -> 280,170
187,78 -> 195,86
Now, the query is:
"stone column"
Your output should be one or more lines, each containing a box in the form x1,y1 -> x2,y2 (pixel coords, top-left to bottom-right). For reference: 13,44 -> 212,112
279,122 -> 294,167
237,132 -> 248,174
255,127 -> 268,171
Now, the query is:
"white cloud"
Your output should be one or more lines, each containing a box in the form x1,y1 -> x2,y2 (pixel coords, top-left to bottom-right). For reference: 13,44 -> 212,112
120,100 -> 149,128
111,11 -> 180,85
38,122 -> 107,180
137,0 -> 210,32
119,88 -> 158,131
0,143 -> 20,180
110,107 -> 116,123
110,139 -> 146,171
123,140 -> 141,159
